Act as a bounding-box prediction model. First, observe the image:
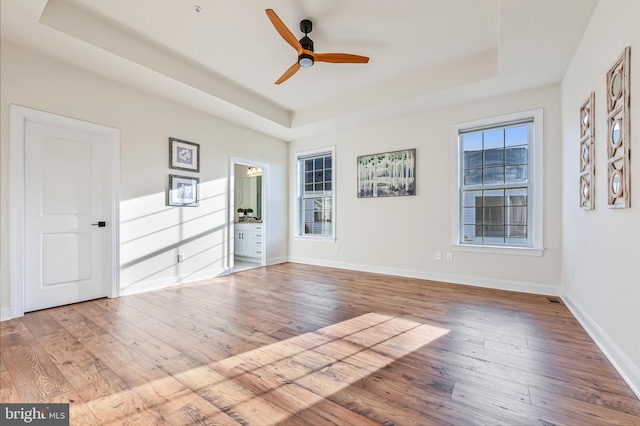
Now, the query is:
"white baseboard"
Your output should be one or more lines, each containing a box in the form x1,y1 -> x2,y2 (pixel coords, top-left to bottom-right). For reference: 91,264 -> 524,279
268,256 -> 288,266
1,306 -> 12,321
287,257 -> 559,296
561,289 -> 640,400
119,267 -> 228,297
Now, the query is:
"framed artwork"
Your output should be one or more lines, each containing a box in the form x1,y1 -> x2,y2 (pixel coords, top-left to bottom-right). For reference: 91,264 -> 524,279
579,92 -> 595,209
357,148 -> 416,198
169,137 -> 200,172
168,174 -> 199,207
606,46 -> 630,208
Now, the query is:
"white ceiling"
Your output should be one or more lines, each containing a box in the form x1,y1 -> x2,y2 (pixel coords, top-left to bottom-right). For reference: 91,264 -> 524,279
1,0 -> 599,141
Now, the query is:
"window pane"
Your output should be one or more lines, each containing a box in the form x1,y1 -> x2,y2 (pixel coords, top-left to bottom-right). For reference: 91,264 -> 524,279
304,222 -> 322,235
506,188 -> 527,205
464,151 -> 482,169
304,184 -> 313,192
463,190 -> 482,207
484,149 -> 504,167
506,225 -> 527,244
483,167 -> 504,184
463,225 -> 482,243
325,156 -> 332,169
314,171 -> 323,182
484,226 -> 505,243
484,129 -> 504,149
505,165 -> 527,183
506,146 -> 527,165
483,206 -> 504,224
324,170 -> 332,182
305,172 -> 313,184
462,132 -> 482,151
303,199 -> 314,221
506,207 -> 527,225
304,159 -> 314,170
483,190 -> 504,206
325,182 -> 332,191
505,125 -> 528,147
463,207 -> 482,225
302,196 -> 332,235
506,225 -> 527,238
464,169 -> 482,185
314,158 -> 323,169
506,235 -> 527,245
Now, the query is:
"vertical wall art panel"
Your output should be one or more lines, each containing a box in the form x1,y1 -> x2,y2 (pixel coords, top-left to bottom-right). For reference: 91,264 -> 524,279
579,92 -> 595,209
606,47 -> 631,208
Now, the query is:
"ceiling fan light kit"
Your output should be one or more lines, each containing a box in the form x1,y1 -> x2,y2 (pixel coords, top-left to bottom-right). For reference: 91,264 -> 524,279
265,9 -> 369,84
298,53 -> 314,68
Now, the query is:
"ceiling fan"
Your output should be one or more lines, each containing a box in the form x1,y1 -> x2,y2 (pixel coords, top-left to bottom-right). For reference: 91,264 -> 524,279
265,9 -> 369,85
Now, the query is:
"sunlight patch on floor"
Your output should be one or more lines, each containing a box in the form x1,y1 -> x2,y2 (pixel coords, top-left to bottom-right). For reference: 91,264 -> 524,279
166,312 -> 449,423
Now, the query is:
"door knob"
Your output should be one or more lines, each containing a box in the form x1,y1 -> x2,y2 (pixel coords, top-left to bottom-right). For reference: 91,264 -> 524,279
91,221 -> 106,227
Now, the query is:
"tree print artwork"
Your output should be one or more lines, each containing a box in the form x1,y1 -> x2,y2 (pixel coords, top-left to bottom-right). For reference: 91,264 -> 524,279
357,149 -> 416,198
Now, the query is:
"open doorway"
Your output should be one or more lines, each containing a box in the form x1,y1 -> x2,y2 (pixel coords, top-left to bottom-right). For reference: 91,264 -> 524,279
230,157 -> 268,273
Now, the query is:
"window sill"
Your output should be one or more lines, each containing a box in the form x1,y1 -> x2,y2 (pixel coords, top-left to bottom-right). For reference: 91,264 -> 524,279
453,244 -> 544,257
293,236 -> 336,243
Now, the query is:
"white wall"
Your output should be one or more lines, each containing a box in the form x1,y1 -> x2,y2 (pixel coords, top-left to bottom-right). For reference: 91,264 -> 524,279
0,42 -> 288,313
289,85 -> 563,294
560,0 -> 640,396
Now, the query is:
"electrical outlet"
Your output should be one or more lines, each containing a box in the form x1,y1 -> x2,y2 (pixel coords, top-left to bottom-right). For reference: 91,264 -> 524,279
177,254 -> 184,263
435,252 -> 442,260
446,252 -> 453,261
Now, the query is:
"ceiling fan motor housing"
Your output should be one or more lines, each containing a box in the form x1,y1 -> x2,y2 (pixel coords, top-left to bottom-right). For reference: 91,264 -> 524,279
299,35 -> 314,52
298,19 -> 314,67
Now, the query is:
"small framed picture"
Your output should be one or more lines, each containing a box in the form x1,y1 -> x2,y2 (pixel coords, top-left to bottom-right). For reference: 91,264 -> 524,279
169,137 -> 200,172
168,174 -> 199,207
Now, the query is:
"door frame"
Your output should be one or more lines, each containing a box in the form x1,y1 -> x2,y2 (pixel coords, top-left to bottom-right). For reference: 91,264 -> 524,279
9,105 -> 121,318
228,157 -> 269,272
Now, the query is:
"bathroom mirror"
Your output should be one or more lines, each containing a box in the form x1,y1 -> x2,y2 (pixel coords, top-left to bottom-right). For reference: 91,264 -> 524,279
234,164 -> 263,221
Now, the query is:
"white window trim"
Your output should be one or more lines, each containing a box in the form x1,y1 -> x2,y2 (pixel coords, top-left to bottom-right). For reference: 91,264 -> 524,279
294,146 -> 336,241
451,109 -> 544,257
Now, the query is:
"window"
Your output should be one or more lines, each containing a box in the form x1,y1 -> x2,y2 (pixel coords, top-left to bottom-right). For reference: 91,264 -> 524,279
456,110 -> 543,253
296,147 -> 335,239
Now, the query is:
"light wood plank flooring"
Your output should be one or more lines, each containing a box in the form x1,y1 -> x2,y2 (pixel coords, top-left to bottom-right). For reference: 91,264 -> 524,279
2,263 -> 640,425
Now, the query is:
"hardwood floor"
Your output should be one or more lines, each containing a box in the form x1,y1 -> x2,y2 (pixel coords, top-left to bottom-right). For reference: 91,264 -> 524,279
2,263 -> 640,425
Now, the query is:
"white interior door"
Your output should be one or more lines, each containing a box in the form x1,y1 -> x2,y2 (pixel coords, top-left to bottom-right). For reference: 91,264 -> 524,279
24,120 -> 109,312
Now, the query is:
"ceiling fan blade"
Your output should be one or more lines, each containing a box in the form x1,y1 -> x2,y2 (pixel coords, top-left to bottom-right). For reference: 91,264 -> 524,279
265,9 -> 303,54
314,53 -> 369,64
275,62 -> 301,85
